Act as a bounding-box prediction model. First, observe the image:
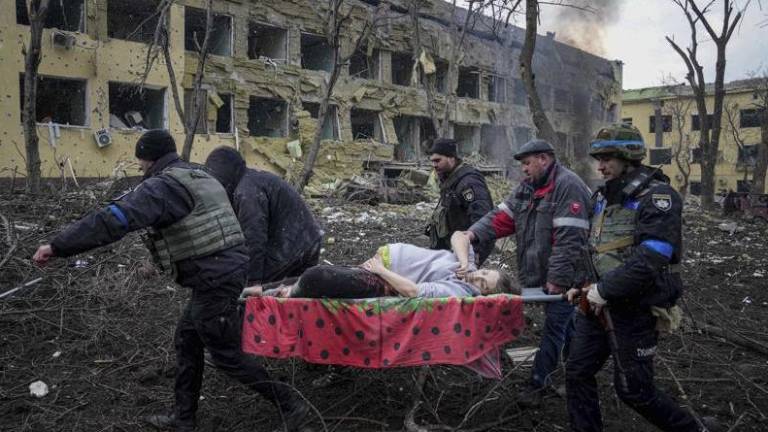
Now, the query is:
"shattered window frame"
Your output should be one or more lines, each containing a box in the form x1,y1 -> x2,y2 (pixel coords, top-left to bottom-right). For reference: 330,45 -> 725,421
480,125 -> 510,161
301,32 -> 334,73
391,51 -> 413,86
184,6 -> 234,57
488,75 -> 507,103
18,74 -> 89,127
214,93 -> 235,134
107,0 -> 164,44
16,0 -> 86,32
512,79 -> 527,106
457,67 -> 480,99
349,45 -> 379,80
453,124 -> 478,155
248,97 -> 289,138
303,102 -> 341,141
248,21 -> 289,62
108,82 -> 168,130
183,89 -> 208,135
350,108 -> 385,142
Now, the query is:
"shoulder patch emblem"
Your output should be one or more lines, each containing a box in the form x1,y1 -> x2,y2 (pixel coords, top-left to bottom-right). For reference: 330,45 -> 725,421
570,202 -> 582,215
462,188 -> 474,202
651,194 -> 672,212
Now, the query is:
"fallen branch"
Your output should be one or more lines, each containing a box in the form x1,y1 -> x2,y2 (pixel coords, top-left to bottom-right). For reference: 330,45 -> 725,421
703,324 -> 768,357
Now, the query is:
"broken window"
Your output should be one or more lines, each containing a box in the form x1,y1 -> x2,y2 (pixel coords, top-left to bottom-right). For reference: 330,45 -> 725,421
554,89 -> 570,112
457,67 -> 479,99
393,116 -> 423,161
488,76 -> 506,103
649,115 -> 672,133
649,148 -> 672,165
248,22 -> 288,62
480,125 -> 509,161
184,7 -> 232,56
16,0 -> 85,32
738,144 -> 759,166
18,75 -> 87,126
691,114 -> 713,131
108,0 -> 162,44
303,102 -> 340,140
453,125 -> 478,155
108,82 -> 166,129
740,109 -> 763,128
214,94 -> 234,133
349,46 -> 379,79
301,33 -> 333,72
512,79 -> 527,106
350,108 -> 383,141
248,97 -> 288,137
434,59 -> 448,93
420,118 -> 437,146
184,89 -> 208,134
391,52 -> 413,86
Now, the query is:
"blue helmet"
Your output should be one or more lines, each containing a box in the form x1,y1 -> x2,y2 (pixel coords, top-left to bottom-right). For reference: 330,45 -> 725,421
589,124 -> 646,161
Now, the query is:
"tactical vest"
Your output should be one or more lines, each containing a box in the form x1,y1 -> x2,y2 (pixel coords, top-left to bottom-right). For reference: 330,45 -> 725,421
145,167 -> 244,273
428,164 -> 474,247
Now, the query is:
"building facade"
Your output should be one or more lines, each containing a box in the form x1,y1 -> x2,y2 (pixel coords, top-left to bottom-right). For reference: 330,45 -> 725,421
1,0 -> 622,185
622,79 -> 766,194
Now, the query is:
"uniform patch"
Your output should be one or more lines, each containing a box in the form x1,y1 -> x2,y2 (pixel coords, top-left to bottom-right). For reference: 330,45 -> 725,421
570,202 -> 582,215
651,194 -> 672,212
462,188 -> 474,202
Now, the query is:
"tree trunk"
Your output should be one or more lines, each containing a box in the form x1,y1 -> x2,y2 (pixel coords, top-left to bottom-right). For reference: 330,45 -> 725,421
519,0 -> 561,162
753,108 -> 768,193
22,0 -> 51,194
181,0 -> 213,162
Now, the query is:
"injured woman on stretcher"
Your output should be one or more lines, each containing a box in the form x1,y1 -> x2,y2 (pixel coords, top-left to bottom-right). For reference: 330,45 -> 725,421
241,238 -> 520,300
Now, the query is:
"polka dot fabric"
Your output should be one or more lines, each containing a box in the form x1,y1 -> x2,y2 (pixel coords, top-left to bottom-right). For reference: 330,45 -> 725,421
242,295 -> 525,379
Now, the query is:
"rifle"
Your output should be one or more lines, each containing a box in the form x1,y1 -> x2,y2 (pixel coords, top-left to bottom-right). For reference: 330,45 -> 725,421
578,247 -> 630,394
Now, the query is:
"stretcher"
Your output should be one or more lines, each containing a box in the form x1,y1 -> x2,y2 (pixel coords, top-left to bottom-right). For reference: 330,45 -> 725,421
241,289 -> 562,379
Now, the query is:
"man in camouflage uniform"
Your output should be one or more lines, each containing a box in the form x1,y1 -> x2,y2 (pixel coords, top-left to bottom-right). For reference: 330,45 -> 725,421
425,138 -> 494,264
565,124 -> 717,432
33,130 -> 310,432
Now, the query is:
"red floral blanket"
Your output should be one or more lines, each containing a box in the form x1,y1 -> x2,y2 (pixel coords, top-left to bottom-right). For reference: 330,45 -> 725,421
241,295 -> 525,379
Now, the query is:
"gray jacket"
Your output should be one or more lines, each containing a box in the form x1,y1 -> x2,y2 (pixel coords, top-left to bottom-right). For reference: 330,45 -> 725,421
469,163 -> 591,288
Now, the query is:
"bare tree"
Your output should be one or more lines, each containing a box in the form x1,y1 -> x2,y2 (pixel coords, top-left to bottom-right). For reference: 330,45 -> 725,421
661,82 -> 695,198
723,102 -> 753,190
751,71 -> 768,193
666,0 -> 745,208
519,0 -> 562,161
21,0 -> 51,193
293,0 -> 387,192
140,0 -> 214,162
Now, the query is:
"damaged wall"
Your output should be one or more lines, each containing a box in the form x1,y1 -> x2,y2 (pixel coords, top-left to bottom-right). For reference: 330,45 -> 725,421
0,0 -> 622,185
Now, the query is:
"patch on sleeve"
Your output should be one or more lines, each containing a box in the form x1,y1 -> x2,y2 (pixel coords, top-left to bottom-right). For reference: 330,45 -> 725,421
569,202 -> 582,215
651,194 -> 672,212
462,188 -> 474,202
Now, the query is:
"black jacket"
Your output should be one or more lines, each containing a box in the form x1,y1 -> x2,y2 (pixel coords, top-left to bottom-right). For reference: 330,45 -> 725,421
51,153 -> 249,299
224,169 -> 322,284
430,163 -> 494,263
594,166 -> 684,309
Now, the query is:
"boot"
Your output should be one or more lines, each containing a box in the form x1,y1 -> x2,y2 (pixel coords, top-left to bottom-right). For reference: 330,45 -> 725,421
143,412 -> 195,432
281,395 -> 312,432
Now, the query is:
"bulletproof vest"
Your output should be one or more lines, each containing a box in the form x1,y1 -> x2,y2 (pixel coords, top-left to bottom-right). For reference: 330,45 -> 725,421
146,167 -> 244,273
428,164 -> 474,247
589,180 -> 666,276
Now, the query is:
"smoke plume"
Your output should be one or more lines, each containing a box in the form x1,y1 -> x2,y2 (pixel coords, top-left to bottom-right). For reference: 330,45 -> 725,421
551,0 -> 625,57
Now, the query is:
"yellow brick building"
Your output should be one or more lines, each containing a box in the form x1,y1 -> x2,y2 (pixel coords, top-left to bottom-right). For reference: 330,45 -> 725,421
622,79 -> 765,194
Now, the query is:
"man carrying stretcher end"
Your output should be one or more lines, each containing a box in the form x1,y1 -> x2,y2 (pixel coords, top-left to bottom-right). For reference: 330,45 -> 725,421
242,236 -> 519,300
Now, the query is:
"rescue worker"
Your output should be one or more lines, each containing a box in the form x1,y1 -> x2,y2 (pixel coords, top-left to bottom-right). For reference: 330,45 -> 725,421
564,124 -> 717,431
453,139 -> 592,407
425,138 -> 494,264
205,146 -> 322,286
32,130 -> 310,432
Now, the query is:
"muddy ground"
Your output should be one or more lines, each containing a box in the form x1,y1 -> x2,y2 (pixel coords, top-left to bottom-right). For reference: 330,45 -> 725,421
1,189 -> 767,432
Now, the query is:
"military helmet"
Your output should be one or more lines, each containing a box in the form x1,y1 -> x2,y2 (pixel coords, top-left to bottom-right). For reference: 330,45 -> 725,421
589,123 -> 646,161
514,139 -> 555,161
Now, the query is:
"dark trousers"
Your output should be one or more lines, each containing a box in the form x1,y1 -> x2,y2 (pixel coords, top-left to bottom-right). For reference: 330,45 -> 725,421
174,295 -> 292,426
290,265 -> 389,299
531,300 -> 575,388
565,311 -> 700,432
263,242 -> 321,283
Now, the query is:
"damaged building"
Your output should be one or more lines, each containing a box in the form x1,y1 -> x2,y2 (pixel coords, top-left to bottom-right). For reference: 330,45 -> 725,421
0,0 -> 622,185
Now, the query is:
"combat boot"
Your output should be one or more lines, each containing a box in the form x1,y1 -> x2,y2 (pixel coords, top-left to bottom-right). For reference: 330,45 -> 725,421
143,412 -> 195,432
